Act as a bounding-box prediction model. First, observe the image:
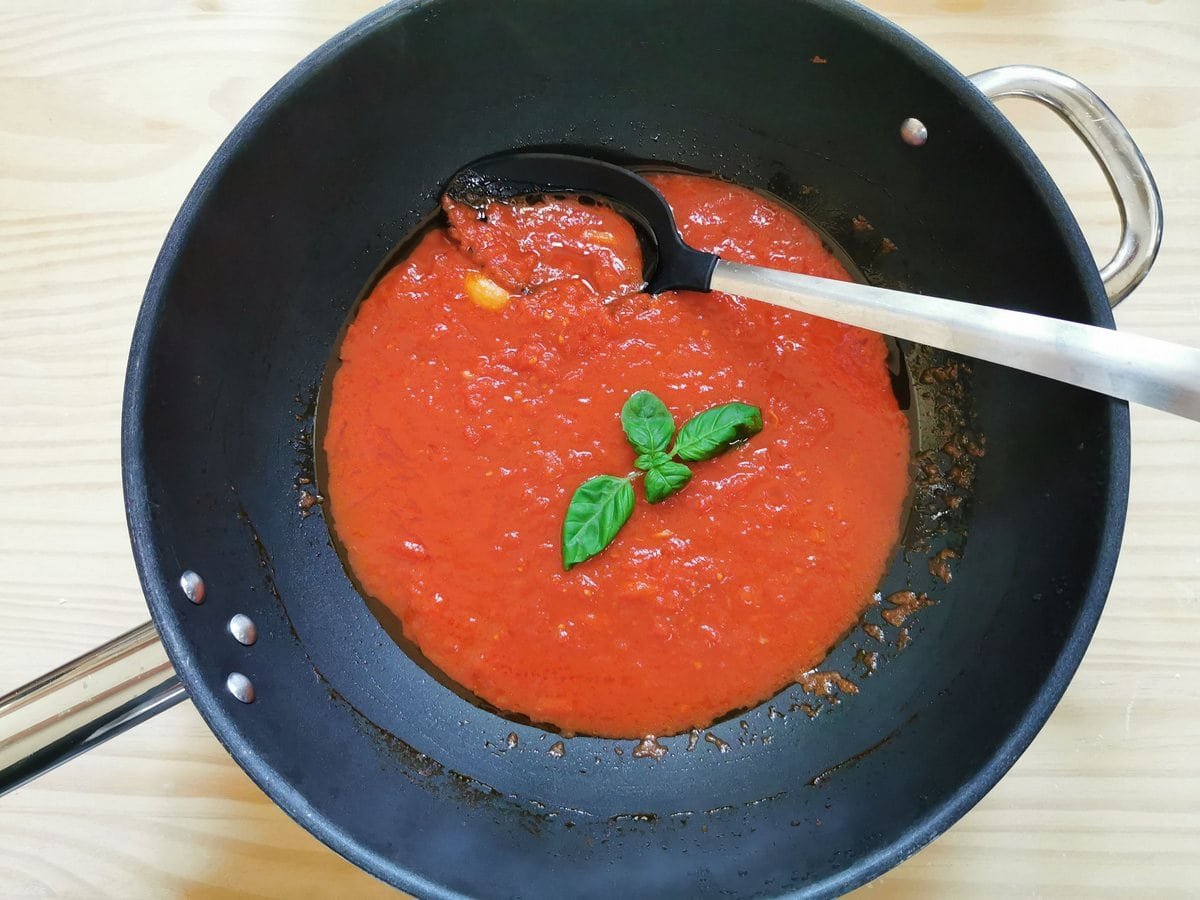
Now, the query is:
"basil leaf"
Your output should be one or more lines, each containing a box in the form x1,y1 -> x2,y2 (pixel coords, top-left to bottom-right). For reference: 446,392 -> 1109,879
673,402 -> 764,461
645,460 -> 693,503
621,390 -> 675,455
562,475 -> 635,570
634,450 -> 671,471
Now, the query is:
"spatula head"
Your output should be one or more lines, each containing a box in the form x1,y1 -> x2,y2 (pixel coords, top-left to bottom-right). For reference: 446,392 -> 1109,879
445,152 -> 718,294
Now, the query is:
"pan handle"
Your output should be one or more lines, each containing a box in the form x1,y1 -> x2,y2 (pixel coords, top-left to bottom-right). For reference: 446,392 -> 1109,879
968,65 -> 1163,307
0,621 -> 185,795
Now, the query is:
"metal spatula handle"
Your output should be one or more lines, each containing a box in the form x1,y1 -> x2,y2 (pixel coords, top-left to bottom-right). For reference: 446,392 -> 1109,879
711,260 -> 1200,420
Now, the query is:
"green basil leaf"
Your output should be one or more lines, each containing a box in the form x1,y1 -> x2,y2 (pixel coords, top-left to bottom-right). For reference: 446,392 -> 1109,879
634,449 -> 671,472
562,475 -> 635,570
673,402 -> 764,461
645,460 -> 693,503
621,390 -> 675,455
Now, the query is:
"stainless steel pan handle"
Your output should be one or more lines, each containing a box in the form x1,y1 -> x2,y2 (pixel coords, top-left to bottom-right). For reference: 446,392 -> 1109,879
0,622 -> 183,795
968,65 -> 1163,307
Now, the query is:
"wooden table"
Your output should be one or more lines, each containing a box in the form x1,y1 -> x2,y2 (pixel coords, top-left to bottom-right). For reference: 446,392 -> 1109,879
2,2 -> 1197,896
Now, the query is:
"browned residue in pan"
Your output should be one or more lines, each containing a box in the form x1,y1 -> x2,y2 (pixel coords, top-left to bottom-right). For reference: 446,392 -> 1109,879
704,732 -> 731,753
632,735 -> 669,760
905,349 -> 978,557
834,342 -> 979,696
292,385 -> 322,517
862,623 -> 885,643
854,649 -> 880,675
881,590 -> 934,627
798,670 -> 859,698
929,547 -> 959,583
785,699 -> 817,721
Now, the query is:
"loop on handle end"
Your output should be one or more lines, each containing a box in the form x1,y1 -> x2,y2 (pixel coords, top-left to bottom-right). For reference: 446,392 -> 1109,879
969,65 -> 1163,308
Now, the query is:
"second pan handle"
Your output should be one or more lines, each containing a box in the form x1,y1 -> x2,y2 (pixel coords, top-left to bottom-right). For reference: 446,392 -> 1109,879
968,65 -> 1163,307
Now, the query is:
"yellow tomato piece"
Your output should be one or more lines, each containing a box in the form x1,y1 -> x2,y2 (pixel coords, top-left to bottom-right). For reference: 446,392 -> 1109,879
583,229 -> 616,245
464,271 -> 510,311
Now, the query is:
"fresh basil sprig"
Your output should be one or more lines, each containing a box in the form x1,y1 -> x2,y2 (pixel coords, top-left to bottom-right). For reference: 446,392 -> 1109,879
626,394 -> 762,501
561,391 -> 763,569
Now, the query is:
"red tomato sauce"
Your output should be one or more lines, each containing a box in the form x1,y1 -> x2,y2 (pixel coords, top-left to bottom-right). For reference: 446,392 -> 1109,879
324,173 -> 911,738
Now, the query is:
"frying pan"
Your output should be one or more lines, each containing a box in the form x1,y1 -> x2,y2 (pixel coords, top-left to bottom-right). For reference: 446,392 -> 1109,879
0,0 -> 1170,895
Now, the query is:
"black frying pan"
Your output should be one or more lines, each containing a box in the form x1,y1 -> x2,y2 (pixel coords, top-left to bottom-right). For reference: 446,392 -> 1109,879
0,1 -> 1163,896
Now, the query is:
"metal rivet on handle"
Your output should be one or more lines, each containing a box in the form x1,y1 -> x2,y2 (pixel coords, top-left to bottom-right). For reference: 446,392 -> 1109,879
228,614 -> 258,646
900,117 -> 929,146
180,570 -> 206,604
226,672 -> 255,703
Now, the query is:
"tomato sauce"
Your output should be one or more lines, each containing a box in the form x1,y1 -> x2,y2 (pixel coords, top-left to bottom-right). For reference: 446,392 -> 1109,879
324,173 -> 911,738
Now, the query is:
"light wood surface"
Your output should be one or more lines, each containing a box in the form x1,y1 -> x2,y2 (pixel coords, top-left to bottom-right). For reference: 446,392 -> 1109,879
1,2 -> 1197,896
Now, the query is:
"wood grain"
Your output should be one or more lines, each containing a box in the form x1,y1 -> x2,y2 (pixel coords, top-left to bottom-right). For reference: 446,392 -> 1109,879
1,1 -> 1197,896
